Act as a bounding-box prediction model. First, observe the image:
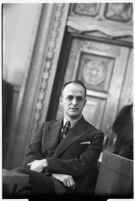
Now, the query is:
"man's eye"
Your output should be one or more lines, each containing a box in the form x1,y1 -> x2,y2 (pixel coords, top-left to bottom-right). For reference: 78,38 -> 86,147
67,96 -> 73,101
77,97 -> 83,102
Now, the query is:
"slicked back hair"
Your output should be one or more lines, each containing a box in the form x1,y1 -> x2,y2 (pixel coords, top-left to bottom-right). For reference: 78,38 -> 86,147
62,80 -> 87,97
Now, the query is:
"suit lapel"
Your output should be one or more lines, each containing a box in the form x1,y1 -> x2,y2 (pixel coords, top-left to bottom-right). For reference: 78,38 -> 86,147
43,120 -> 62,154
53,116 -> 89,158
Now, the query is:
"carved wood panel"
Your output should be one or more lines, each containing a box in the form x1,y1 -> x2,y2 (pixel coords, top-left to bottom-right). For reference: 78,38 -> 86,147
70,3 -> 133,23
74,52 -> 114,92
105,3 -> 133,22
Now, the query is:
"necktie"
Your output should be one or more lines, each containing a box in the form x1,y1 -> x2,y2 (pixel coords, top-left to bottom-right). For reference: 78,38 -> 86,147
60,121 -> 71,140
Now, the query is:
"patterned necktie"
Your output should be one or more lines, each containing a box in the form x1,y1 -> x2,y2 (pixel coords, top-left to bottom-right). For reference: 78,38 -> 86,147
60,121 -> 71,140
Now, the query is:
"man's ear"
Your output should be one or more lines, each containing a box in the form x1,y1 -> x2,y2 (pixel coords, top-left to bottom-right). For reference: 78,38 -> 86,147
59,97 -> 63,105
84,99 -> 87,106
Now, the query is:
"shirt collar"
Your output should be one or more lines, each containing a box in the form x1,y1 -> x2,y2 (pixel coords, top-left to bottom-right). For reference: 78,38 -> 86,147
63,115 -> 82,128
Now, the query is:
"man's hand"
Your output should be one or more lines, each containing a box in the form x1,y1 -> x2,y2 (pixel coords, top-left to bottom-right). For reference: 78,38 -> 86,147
52,173 -> 75,188
27,159 -> 48,173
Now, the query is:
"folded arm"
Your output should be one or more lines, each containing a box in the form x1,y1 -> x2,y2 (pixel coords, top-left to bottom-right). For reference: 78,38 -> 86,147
27,158 -> 75,188
47,131 -> 104,178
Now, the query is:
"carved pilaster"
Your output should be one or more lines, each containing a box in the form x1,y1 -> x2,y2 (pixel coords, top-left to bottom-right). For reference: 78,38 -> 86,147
30,4 -> 69,140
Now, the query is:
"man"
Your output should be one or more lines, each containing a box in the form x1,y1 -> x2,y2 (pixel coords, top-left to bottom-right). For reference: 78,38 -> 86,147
4,80 -> 104,198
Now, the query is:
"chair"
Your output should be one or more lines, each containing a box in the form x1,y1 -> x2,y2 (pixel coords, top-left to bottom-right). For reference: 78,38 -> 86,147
95,151 -> 133,197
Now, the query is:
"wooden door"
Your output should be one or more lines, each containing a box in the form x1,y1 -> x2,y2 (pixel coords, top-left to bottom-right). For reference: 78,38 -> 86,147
56,35 -> 133,149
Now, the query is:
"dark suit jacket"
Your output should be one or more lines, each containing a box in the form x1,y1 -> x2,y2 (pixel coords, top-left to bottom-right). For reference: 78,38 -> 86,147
24,116 -> 104,194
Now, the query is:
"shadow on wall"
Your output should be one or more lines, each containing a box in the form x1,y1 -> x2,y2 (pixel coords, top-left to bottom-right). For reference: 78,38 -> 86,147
2,79 -> 14,166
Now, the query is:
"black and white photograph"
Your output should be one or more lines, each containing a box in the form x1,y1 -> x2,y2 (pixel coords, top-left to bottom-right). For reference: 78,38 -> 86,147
1,1 -> 134,201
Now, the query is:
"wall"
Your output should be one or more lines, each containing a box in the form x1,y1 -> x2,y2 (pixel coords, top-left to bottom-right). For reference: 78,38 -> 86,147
2,3 -> 42,168
3,4 -> 41,86
4,4 -> 70,168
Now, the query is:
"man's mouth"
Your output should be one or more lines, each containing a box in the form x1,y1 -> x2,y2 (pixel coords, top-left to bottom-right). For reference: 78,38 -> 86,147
70,108 -> 78,110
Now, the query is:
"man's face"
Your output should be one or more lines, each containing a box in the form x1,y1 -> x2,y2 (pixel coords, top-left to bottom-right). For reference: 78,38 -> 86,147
60,83 -> 87,120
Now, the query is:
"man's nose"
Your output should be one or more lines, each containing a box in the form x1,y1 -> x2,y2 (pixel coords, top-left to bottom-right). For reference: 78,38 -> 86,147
72,98 -> 77,105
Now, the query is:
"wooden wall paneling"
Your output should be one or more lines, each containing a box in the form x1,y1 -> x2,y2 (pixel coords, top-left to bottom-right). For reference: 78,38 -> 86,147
101,47 -> 130,134
116,49 -> 133,112
70,46 -> 114,129
73,49 -> 115,93
82,96 -> 106,128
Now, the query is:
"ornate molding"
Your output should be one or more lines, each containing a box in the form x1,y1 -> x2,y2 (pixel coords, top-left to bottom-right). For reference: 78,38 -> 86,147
83,60 -> 106,85
105,3 -> 133,22
67,16 -> 133,38
30,4 -> 67,137
80,41 -> 117,54
73,3 -> 100,17
70,3 -> 133,23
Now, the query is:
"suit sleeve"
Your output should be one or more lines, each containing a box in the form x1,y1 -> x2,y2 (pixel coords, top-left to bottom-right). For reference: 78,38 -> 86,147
47,131 -> 104,179
23,123 -> 45,166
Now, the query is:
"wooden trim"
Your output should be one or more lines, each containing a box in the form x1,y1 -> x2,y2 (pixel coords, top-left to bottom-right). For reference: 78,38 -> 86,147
46,31 -> 72,121
30,3 -> 70,137
67,15 -> 133,39
87,90 -> 108,99
68,32 -> 133,48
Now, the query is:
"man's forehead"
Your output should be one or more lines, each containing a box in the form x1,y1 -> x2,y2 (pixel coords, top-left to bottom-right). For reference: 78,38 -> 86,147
63,83 -> 85,92
62,83 -> 85,96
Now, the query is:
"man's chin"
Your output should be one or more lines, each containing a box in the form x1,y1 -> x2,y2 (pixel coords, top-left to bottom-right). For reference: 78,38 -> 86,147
69,113 -> 80,119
